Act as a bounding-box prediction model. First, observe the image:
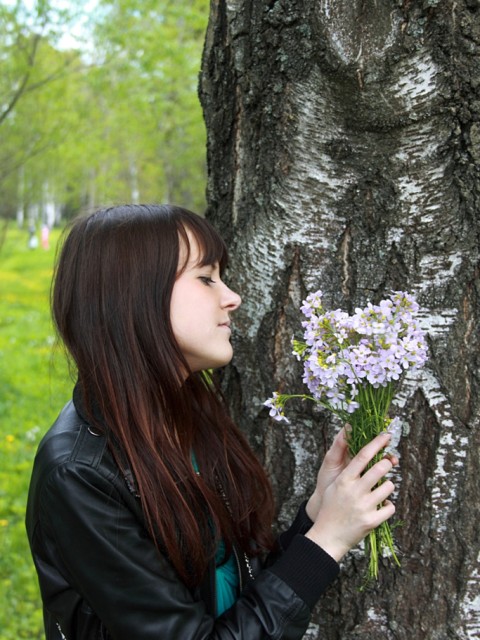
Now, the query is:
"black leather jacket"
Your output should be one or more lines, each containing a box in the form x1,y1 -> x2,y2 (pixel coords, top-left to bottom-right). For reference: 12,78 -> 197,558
26,396 -> 339,639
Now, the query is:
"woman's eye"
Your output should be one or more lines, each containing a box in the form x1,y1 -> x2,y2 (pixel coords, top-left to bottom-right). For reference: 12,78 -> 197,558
199,276 -> 215,285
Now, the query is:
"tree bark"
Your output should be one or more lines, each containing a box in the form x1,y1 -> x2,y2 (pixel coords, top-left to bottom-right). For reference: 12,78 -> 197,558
200,1 -> 480,638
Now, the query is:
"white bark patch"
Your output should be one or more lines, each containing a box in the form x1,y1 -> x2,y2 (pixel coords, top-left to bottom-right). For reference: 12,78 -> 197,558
416,253 -> 464,292
304,622 -> 320,639
235,231 -> 287,339
283,421 -> 318,499
366,606 -> 389,631
459,552 -> 480,639
274,66 -> 352,222
396,162 -> 448,222
394,369 -> 466,536
416,308 -> 458,338
232,127 -> 243,226
392,51 -> 439,112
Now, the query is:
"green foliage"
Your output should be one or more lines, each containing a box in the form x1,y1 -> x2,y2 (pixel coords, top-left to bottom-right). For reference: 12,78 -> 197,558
0,2 -> 84,214
0,0 -> 210,221
0,224 -> 71,638
86,0 -> 210,210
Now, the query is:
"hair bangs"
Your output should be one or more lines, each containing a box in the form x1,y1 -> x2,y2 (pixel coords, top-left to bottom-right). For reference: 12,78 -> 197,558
177,212 -> 228,275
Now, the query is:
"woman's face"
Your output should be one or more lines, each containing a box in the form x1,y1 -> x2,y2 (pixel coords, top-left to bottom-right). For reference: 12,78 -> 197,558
170,231 -> 241,373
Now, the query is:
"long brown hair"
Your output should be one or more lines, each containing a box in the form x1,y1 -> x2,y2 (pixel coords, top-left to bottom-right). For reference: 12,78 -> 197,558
52,204 -> 275,587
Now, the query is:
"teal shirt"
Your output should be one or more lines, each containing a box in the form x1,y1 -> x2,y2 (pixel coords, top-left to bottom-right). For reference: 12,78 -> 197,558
191,454 -> 239,617
214,540 -> 239,616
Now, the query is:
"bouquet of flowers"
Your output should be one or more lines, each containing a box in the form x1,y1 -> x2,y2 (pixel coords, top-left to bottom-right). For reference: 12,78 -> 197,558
265,290 -> 428,580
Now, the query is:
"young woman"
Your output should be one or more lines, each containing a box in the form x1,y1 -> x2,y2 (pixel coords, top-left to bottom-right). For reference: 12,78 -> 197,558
26,204 -> 397,639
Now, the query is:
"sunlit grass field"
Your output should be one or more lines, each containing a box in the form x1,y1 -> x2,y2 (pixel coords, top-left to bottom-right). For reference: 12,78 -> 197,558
0,224 -> 71,639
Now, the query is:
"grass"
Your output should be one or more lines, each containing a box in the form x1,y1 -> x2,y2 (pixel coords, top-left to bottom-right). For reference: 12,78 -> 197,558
0,224 -> 72,639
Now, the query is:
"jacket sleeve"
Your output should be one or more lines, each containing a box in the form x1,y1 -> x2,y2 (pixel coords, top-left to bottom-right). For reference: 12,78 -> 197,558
36,461 -> 338,640
278,501 -> 315,550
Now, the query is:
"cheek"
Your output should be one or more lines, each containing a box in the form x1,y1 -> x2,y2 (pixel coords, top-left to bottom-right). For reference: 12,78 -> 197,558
169,286 -> 187,338
171,312 -> 190,344
170,282 -> 204,342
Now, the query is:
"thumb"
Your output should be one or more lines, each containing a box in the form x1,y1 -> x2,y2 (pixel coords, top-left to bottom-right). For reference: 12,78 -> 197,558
325,426 -> 350,465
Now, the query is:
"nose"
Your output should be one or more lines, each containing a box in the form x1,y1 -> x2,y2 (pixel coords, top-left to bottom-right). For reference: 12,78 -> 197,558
221,283 -> 242,311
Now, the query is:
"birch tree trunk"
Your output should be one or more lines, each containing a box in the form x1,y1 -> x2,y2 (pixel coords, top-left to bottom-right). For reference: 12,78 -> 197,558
200,1 -> 480,638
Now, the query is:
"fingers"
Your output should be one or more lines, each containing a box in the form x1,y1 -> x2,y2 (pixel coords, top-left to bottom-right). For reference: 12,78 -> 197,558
370,478 -> 395,506
346,432 -> 392,479
357,486 -> 396,535
320,427 -> 350,474
331,426 -> 349,449
325,427 -> 349,461
385,451 -> 399,467
360,456 -> 394,491
308,427 -> 351,521
370,499 -> 396,529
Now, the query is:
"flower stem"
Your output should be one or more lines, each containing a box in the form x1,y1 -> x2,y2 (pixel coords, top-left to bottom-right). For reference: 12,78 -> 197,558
343,382 -> 400,582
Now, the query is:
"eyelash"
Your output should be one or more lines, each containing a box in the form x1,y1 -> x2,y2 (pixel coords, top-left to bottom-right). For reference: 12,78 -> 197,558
199,276 -> 216,286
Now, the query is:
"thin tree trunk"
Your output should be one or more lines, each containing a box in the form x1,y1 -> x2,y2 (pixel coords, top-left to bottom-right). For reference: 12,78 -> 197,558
200,1 -> 480,638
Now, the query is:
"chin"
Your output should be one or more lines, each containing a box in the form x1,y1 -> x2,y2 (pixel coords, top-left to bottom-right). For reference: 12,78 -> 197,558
191,354 -> 234,373
208,352 -> 234,370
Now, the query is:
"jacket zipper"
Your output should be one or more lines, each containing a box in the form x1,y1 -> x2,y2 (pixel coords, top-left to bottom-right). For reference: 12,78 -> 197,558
215,475 -> 255,590
232,544 -> 244,592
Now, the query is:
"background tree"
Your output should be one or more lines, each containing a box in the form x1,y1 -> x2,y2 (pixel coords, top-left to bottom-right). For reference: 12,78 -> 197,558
200,1 -> 480,638
0,1 -> 82,222
80,0 -> 209,209
0,0 -> 210,226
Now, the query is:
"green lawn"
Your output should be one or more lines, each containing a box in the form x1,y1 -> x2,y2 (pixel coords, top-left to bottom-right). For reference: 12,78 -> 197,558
0,224 -> 72,639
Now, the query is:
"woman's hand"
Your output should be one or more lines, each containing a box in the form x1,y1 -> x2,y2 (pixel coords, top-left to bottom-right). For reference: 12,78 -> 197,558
305,432 -> 397,562
305,427 -> 351,523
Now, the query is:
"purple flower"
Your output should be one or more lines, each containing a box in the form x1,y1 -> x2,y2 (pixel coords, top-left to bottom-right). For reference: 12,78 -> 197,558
300,291 -> 324,318
266,290 -> 428,424
263,393 -> 290,423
